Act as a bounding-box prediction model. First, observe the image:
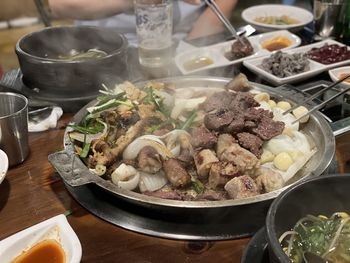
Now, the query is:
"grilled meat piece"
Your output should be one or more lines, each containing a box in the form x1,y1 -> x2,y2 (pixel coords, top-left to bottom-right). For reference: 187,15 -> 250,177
227,37 -> 254,60
244,120 -> 257,129
229,92 -> 259,112
190,126 -> 217,149
216,134 -> 236,158
204,109 -> 235,131
144,189 -> 183,200
216,134 -> 259,172
119,111 -> 140,129
163,158 -> 191,188
90,119 -> 147,166
253,116 -> 285,141
194,149 -> 219,179
237,132 -> 263,158
244,108 -> 273,122
200,91 -> 234,112
208,161 -> 241,189
224,114 -> 245,133
224,175 -> 259,199
255,167 -> 284,193
193,189 -> 227,201
225,73 -> 251,92
177,149 -> 193,165
137,146 -> 162,173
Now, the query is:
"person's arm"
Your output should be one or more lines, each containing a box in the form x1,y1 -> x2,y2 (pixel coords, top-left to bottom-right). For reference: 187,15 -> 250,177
186,0 -> 238,40
48,0 -> 133,20
48,0 -> 203,20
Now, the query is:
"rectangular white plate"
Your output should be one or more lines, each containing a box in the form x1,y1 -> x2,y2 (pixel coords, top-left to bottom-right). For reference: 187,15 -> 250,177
243,39 -> 350,86
175,30 -> 301,75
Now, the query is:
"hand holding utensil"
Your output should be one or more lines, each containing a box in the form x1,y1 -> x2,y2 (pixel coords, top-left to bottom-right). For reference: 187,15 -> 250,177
203,0 -> 244,45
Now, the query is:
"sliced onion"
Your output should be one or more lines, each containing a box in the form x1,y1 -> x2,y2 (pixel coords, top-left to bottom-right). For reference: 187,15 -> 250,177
155,90 -> 174,110
292,131 -> 311,153
265,131 -> 311,155
123,135 -> 173,160
173,87 -> 224,99
111,163 -> 140,191
68,121 -> 108,144
273,107 -> 299,131
160,129 -> 191,157
170,97 -> 206,119
264,135 -> 296,155
117,173 -> 140,191
139,171 -> 168,193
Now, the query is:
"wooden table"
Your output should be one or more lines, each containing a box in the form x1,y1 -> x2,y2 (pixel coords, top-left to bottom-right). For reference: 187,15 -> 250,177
0,114 -> 250,263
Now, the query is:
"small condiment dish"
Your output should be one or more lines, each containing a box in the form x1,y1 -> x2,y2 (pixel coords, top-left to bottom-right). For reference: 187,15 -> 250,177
328,66 -> 350,91
0,149 -> 8,185
0,214 -> 82,263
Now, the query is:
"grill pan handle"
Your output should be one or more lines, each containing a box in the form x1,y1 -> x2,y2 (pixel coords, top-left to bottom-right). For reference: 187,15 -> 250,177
48,150 -> 96,186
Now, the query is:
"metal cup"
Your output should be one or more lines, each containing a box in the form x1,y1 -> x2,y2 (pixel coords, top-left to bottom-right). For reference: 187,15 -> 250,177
313,0 -> 345,39
0,92 -> 29,166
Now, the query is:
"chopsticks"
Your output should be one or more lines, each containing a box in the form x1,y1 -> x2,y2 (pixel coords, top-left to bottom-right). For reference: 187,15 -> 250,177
203,0 -> 244,45
290,73 -> 350,124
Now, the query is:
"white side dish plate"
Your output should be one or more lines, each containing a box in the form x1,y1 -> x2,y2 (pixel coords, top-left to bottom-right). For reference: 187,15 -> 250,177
243,39 -> 350,86
0,149 -> 8,185
175,30 -> 301,75
241,4 -> 314,32
0,214 -> 82,263
329,66 -> 350,91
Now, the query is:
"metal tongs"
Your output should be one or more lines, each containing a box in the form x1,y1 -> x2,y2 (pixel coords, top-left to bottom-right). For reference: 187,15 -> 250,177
283,73 -> 350,124
203,0 -> 244,45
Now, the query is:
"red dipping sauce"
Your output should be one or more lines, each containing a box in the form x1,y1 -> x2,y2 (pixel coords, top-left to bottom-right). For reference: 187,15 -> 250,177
307,44 -> 350,64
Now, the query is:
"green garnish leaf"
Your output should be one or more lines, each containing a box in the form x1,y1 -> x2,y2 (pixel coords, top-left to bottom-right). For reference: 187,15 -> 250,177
191,176 -> 205,194
69,122 -> 104,134
181,110 -> 197,130
80,142 -> 91,158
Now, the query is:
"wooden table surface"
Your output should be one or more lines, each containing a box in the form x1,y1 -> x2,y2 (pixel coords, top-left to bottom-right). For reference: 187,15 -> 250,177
0,114 -> 250,263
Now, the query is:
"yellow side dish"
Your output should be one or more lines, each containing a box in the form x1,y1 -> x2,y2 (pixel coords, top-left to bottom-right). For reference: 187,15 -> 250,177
183,56 -> 214,71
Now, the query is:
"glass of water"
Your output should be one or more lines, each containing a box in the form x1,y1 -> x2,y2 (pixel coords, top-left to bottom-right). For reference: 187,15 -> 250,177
313,0 -> 345,40
134,0 -> 173,69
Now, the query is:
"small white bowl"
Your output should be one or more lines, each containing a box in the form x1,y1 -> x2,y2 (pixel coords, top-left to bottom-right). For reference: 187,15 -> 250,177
329,66 -> 350,91
0,149 -> 8,185
0,214 -> 82,263
242,4 -> 314,32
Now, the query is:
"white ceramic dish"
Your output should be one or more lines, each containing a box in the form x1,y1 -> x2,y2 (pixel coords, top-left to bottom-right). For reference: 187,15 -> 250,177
243,39 -> 350,86
0,149 -> 8,185
175,30 -> 301,75
329,66 -> 350,91
241,4 -> 314,32
0,214 -> 82,263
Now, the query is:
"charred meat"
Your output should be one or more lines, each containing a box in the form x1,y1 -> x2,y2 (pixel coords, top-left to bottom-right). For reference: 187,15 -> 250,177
225,37 -> 254,61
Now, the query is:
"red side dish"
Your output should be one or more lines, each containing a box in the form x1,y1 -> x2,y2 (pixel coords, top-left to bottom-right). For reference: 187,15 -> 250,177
307,44 -> 350,65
